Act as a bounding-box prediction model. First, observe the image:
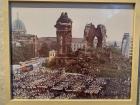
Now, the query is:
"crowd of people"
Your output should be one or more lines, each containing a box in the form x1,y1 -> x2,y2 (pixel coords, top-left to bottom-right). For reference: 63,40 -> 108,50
12,66 -> 109,99
12,53 -> 131,99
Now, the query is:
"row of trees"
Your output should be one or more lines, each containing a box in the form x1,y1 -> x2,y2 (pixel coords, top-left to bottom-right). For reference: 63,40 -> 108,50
12,41 -> 57,64
11,43 -> 35,64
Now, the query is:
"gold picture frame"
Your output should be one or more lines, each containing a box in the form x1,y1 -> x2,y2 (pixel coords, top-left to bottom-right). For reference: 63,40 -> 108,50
2,0 -> 140,105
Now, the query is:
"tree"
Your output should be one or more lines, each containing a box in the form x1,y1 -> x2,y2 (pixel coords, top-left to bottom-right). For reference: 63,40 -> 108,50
39,43 -> 49,57
11,43 -> 34,64
114,41 -> 117,47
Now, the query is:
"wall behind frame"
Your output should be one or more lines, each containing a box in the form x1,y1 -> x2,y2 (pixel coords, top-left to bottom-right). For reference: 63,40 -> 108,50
0,0 -> 6,105
0,1 -> 139,105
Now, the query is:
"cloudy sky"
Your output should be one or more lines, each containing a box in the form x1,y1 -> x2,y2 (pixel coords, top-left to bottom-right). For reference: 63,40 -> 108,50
10,3 -> 133,42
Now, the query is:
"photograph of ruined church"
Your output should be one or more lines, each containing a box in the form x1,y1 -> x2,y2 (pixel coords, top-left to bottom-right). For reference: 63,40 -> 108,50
10,3 -> 133,99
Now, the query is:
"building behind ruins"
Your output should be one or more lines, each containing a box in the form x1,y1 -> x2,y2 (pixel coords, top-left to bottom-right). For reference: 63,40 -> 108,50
121,33 -> 131,58
11,15 -> 39,63
39,37 -> 99,53
48,50 -> 57,62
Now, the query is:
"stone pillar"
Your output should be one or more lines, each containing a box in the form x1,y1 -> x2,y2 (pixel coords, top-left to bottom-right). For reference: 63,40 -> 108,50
84,23 -> 96,51
96,24 -> 107,48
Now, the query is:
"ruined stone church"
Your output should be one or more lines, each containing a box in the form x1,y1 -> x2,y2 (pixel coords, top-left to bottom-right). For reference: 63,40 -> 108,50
55,12 -> 107,56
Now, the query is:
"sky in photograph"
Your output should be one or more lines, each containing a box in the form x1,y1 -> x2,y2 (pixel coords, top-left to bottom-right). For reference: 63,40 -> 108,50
11,3 -> 134,42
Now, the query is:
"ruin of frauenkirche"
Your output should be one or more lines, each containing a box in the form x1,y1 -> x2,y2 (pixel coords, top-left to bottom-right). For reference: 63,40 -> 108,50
54,12 -> 109,64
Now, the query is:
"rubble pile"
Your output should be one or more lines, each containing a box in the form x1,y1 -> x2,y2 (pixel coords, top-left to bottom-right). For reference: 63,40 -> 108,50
64,48 -> 110,75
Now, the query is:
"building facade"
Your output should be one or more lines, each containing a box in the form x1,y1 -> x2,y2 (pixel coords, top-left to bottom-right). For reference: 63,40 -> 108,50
11,15 -> 39,63
121,33 -> 131,58
48,50 -> 57,62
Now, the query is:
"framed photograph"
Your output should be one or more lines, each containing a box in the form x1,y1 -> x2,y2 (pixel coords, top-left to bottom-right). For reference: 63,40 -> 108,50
2,0 -> 140,105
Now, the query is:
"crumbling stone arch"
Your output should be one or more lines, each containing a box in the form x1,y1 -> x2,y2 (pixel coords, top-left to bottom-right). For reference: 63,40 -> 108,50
84,23 -> 107,49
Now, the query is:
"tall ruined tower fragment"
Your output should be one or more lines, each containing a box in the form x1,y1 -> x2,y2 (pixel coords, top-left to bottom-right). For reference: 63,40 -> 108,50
84,23 -> 96,50
55,12 -> 72,56
96,24 -> 107,48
